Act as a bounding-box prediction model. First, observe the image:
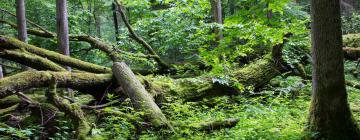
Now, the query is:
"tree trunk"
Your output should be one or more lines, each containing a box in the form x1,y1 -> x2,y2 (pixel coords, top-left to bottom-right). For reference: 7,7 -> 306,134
15,0 -> 30,70
0,71 -> 112,99
210,0 -> 223,41
94,1 -> 102,38
112,62 -> 171,128
112,3 -> 120,42
307,0 -> 360,139
228,0 -> 235,15
0,64 -> 3,79
56,0 -> 71,71
0,35 -> 111,73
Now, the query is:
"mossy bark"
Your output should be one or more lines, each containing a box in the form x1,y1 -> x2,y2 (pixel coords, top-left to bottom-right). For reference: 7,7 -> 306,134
0,71 -> 112,99
112,62 -> 171,128
188,118 -> 239,131
0,49 -> 66,71
47,81 -> 90,140
0,35 -> 111,73
307,0 -> 360,139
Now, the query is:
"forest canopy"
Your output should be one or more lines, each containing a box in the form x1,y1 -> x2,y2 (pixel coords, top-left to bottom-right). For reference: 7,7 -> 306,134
0,0 -> 359,139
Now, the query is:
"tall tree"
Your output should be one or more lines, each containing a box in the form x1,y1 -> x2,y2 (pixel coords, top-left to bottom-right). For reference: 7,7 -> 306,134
0,59 -> 3,78
307,0 -> 360,139
112,2 -> 120,42
210,0 -> 223,41
93,0 -> 102,38
56,0 -> 71,71
16,0 -> 29,70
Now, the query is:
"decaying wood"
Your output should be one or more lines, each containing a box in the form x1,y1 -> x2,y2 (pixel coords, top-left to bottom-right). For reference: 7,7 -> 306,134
0,35 -> 111,73
190,118 -> 239,131
112,62 -> 171,128
0,71 -> 112,99
0,49 -> 67,71
47,80 -> 90,140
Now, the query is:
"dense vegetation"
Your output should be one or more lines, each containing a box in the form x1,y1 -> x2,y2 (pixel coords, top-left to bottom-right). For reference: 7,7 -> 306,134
0,0 -> 359,139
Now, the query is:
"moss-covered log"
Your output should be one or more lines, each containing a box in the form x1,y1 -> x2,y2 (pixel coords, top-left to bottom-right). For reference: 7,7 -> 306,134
47,81 -> 90,140
0,71 -> 112,99
188,118 -> 239,131
0,49 -> 66,71
0,35 -> 111,73
112,62 -> 171,128
343,33 -> 360,60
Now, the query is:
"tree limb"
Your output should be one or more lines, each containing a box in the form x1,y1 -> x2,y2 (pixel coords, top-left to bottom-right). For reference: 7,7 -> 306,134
0,71 -> 112,99
114,0 -> 172,71
0,35 -> 111,73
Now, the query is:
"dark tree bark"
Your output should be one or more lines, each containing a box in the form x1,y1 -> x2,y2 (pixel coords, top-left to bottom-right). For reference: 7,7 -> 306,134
210,0 -> 223,41
0,64 -> 3,79
112,3 -> 120,42
307,0 -> 360,139
15,0 -> 29,70
94,0 -> 102,38
56,0 -> 71,71
228,0 -> 235,15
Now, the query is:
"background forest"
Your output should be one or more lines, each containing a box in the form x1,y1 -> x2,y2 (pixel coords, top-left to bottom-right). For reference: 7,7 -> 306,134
0,0 -> 359,139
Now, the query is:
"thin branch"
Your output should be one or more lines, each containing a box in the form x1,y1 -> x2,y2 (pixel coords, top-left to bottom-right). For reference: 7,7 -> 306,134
114,0 -> 171,70
0,8 -> 54,35
81,99 -> 120,110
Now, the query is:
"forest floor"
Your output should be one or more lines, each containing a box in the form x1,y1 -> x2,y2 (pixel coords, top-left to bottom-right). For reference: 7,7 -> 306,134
85,61 -> 359,140
1,61 -> 358,140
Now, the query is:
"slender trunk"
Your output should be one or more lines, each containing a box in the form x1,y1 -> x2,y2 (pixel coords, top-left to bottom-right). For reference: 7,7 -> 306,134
307,0 -> 360,139
94,1 -> 101,38
210,0 -> 223,41
15,0 -> 29,70
0,64 -> 3,79
56,0 -> 72,96
228,0 -> 235,15
56,0 -> 71,71
112,3 -> 120,42
87,0 -> 92,35
267,3 -> 273,19
0,13 -> 3,78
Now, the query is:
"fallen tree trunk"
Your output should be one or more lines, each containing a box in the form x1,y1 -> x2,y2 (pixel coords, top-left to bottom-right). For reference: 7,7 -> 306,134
0,35 -> 111,73
343,33 -> 360,60
1,19 -> 170,70
0,71 -> 112,99
47,81 -> 90,140
0,49 -> 66,71
112,62 -> 171,128
189,118 -> 239,131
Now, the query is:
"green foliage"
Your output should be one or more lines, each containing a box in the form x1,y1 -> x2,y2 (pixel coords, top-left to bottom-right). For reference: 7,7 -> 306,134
200,1 -> 310,76
0,127 -> 36,139
342,12 -> 360,34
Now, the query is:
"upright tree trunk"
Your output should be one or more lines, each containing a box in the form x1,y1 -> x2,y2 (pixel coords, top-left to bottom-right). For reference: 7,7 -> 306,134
228,0 -> 235,15
56,0 -> 71,71
94,1 -> 102,38
0,64 -> 3,79
307,0 -> 360,139
112,3 -> 120,42
0,14 -> 4,78
210,0 -> 223,41
267,3 -> 273,19
16,0 -> 29,70
56,0 -> 72,96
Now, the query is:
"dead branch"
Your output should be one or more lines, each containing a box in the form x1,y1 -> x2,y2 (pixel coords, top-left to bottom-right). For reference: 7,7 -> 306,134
114,0 -> 172,71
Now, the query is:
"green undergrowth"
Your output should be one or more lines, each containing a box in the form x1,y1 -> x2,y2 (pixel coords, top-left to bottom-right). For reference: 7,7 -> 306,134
0,62 -> 359,140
